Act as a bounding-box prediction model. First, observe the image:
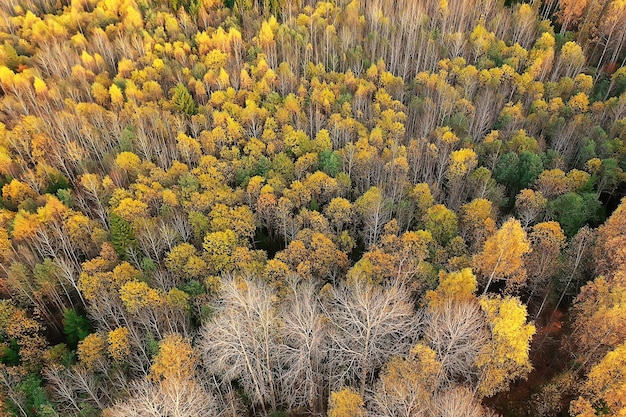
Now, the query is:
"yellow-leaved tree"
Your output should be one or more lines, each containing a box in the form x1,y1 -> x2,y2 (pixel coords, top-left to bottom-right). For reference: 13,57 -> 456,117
371,344 -> 442,417
570,341 -> 626,417
328,388 -> 366,417
150,334 -> 197,381
473,218 -> 531,294
475,296 -> 535,397
107,327 -> 131,362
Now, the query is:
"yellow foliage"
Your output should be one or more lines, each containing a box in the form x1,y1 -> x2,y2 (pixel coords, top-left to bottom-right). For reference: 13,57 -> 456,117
328,388 -> 366,417
374,344 -> 442,414
11,210 -> 41,242
33,76 -> 47,95
113,198 -> 149,222
409,183 -> 434,214
3,308 -> 47,370
476,296 -> 535,397
78,333 -> 107,371
426,268 -> 478,309
574,341 -> 626,416
167,288 -> 189,310
473,218 -> 531,292
569,92 -> 589,113
111,262 -> 142,289
119,281 -> 164,314
150,334 -> 196,381
447,148 -> 478,180
109,84 -> 124,106
108,327 -> 131,361
2,179 -> 36,205
566,169 -> 591,191
161,188 -> 178,206
0,227 -> 10,262
461,198 -> 495,231
115,151 -> 141,173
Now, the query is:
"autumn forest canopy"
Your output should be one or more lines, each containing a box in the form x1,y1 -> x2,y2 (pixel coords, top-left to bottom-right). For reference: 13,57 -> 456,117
1,0 -> 626,415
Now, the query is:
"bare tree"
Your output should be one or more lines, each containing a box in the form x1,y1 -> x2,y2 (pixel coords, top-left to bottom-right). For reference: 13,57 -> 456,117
45,365 -> 113,415
279,277 -> 329,413
106,378 -> 216,417
200,275 -> 283,416
323,278 -> 421,396
424,301 -> 489,388
433,387 -> 486,417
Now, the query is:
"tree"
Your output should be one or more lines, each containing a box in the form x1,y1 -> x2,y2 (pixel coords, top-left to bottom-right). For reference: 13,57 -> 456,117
171,83 -> 197,115
594,197 -> 626,276
77,333 -> 107,372
475,296 -> 535,398
165,243 -> 207,283
150,334 -> 197,382
494,151 -> 544,199
424,269 -> 489,388
324,279 -> 420,395
446,148 -> 478,208
105,377 -> 216,417
570,341 -> 626,417
460,198 -> 496,250
422,204 -> 458,246
425,300 -> 488,388
328,388 -> 366,417
0,303 -> 48,371
278,277 -> 328,413
202,229 -> 238,274
548,192 -> 602,237
324,197 -> 353,234
63,308 -> 91,349
109,213 -> 136,257
200,275 -> 282,414
371,344 -> 442,417
524,221 -> 566,316
354,186 -> 392,248
426,268 -> 479,310
108,327 -> 131,362
515,189 -> 548,228
473,218 -> 531,294
569,270 -> 626,370
434,387 -> 487,417
557,0 -> 590,31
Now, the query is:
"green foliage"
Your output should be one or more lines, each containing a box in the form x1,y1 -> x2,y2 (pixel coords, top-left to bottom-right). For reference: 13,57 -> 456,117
145,332 -> 160,359
2,42 -> 19,71
141,256 -> 157,274
171,83 -> 197,115
549,192 -> 603,236
6,375 -> 57,417
252,156 -> 271,177
320,150 -> 341,177
63,309 -> 92,349
179,279 -> 205,297
494,151 -> 544,199
170,0 -> 199,15
189,211 -> 210,242
0,338 -> 20,365
45,172 -> 70,195
56,188 -> 72,207
119,126 -> 136,152
109,212 -> 136,257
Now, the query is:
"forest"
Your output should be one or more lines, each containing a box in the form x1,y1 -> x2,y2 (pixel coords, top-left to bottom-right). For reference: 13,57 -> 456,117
0,0 -> 625,415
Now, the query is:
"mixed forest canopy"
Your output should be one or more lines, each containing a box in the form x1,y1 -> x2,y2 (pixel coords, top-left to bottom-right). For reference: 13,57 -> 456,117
0,0 -> 626,415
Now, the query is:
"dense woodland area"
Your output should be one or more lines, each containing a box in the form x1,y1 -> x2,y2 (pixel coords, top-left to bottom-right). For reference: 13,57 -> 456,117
0,0 -> 626,415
